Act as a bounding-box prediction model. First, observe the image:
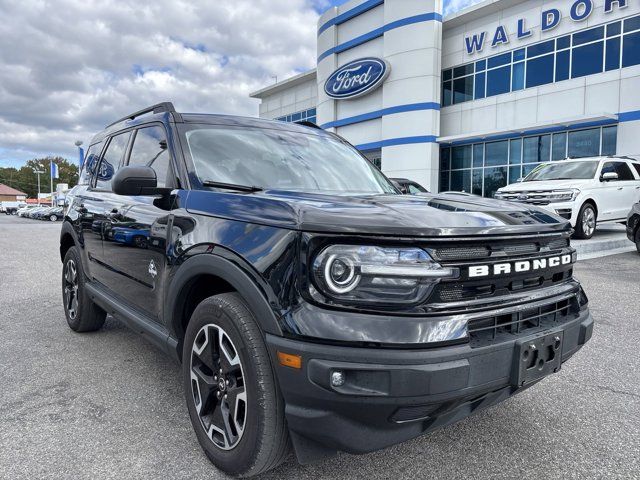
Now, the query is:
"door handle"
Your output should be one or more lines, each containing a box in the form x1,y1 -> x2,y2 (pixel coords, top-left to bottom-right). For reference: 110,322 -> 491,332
617,187 -> 623,191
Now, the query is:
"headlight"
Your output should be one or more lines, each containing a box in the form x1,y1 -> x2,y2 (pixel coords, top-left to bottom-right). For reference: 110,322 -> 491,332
548,189 -> 580,202
311,245 -> 458,307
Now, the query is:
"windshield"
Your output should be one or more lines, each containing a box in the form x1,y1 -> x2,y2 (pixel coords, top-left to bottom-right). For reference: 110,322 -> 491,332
523,161 -> 599,181
185,125 -> 397,194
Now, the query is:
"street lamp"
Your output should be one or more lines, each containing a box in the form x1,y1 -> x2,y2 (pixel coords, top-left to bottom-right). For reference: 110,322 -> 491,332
32,167 -> 44,206
75,140 -> 84,172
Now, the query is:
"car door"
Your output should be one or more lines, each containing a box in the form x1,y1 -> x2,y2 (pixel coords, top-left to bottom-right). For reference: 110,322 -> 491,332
598,161 -> 633,220
611,161 -> 637,219
627,161 -> 640,206
100,124 -> 175,320
73,134 -> 130,281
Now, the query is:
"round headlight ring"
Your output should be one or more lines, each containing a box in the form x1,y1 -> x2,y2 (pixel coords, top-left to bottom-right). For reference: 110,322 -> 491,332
323,254 -> 360,294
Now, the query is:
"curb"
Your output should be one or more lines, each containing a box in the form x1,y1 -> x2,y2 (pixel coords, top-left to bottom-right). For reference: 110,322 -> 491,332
575,238 -> 636,260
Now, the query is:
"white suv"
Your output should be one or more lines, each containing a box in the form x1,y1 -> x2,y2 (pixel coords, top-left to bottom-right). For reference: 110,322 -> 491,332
495,157 -> 640,239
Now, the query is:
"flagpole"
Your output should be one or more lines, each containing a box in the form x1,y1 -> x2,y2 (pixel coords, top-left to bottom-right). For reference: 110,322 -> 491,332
50,159 -> 54,207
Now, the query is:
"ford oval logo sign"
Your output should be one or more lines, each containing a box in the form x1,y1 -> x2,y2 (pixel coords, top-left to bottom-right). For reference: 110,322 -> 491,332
324,58 -> 390,100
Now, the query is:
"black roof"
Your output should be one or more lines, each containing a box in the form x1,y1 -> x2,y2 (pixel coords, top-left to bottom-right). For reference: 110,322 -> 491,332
90,102 -> 327,146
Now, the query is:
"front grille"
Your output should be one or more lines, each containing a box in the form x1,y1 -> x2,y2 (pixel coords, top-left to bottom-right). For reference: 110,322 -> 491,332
430,236 -> 569,262
495,191 -> 556,205
434,246 -> 490,260
467,297 -> 580,348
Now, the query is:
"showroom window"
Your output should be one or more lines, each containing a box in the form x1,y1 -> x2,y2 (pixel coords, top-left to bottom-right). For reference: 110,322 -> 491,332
439,125 -> 617,197
441,14 -> 640,106
275,108 -> 316,124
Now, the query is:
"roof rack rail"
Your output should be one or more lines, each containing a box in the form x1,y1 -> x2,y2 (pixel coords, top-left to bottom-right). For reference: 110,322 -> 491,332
294,120 -> 323,130
106,102 -> 176,128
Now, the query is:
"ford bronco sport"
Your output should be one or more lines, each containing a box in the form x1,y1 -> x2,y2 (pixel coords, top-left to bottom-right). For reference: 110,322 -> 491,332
60,102 -> 593,477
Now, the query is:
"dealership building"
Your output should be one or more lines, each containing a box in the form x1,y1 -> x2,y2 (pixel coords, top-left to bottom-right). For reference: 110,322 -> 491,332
250,0 -> 640,196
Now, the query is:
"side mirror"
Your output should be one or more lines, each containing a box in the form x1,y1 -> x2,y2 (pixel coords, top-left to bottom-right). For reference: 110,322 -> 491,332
112,166 -> 158,196
601,171 -> 619,182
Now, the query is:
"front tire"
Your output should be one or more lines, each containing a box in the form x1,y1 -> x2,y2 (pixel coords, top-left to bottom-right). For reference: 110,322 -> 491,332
636,229 -> 640,254
574,203 -> 597,240
183,293 -> 290,477
62,246 -> 106,332
50,214 -> 57,222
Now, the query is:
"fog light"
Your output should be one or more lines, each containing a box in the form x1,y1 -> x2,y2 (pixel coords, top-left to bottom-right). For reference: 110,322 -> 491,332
330,370 -> 345,387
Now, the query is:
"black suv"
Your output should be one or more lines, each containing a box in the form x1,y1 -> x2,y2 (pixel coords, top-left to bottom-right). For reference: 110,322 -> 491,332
61,103 -> 593,477
627,201 -> 640,253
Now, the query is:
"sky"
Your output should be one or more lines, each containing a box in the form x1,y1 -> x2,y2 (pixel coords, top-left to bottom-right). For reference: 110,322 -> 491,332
0,0 -> 481,168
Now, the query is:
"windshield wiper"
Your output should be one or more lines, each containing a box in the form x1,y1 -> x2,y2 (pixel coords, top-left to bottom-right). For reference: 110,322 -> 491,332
202,180 -> 263,193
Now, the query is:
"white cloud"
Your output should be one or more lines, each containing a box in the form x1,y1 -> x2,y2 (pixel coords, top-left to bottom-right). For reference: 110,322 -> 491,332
0,0 -> 320,166
444,0 -> 484,16
0,0 -> 482,167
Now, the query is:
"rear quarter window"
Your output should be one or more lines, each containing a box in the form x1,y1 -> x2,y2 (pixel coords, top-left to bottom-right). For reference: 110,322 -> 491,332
79,141 -> 104,186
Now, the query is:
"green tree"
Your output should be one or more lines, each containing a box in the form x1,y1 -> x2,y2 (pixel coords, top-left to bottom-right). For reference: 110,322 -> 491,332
0,157 -> 78,198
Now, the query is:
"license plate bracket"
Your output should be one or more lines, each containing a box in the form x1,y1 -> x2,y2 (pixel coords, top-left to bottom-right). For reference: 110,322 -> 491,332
512,330 -> 563,387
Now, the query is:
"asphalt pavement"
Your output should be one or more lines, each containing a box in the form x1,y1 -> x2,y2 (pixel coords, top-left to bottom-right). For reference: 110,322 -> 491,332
0,214 -> 638,479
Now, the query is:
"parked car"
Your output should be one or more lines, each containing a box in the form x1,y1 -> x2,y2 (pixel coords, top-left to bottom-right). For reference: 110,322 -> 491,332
495,157 -> 640,239
390,177 -> 429,195
32,207 -> 54,220
26,206 -> 48,218
44,207 -> 64,222
1,201 -> 26,214
17,205 -> 39,217
60,103 -> 593,477
627,201 -> 640,253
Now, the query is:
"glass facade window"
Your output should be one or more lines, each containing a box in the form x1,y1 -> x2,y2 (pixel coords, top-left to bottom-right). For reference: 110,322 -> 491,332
552,133 -> 568,161
568,128 -> 601,157
453,76 -> 474,104
275,108 -> 316,124
527,54 -> 554,88
473,144 -> 484,168
452,145 -> 472,169
602,126 -> 618,155
523,135 -> 551,163
442,14 -> 640,105
512,62 -> 525,91
555,50 -> 570,81
485,141 -> 508,166
622,30 -> 640,67
572,42 -> 604,78
509,139 -> 522,164
487,65 -> 511,97
475,72 -> 486,99
606,37 -> 622,71
439,126 -> 617,197
528,40 -> 554,57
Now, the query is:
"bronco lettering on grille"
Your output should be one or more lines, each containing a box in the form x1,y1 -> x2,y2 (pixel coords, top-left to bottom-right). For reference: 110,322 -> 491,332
468,254 -> 572,278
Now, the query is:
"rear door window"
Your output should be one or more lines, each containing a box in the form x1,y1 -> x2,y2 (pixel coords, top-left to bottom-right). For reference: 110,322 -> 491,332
95,132 -> 131,191
602,161 -> 635,181
128,126 -> 172,188
631,162 -> 640,178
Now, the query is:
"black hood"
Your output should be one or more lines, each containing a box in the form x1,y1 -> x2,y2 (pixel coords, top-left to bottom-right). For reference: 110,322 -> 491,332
184,190 -> 570,237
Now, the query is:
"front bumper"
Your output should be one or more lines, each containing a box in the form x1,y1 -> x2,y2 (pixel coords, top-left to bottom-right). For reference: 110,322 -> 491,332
267,308 -> 593,463
537,202 -> 577,225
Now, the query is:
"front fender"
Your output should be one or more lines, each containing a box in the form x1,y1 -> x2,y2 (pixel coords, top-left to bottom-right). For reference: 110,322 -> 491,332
164,251 -> 285,355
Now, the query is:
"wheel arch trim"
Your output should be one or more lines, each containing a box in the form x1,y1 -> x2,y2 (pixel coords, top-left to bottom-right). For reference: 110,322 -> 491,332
165,252 -> 284,359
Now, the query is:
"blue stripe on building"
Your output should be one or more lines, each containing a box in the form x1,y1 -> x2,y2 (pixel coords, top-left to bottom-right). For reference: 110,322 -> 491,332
321,102 -> 440,129
356,135 -> 438,151
318,0 -> 384,35
318,12 -> 443,62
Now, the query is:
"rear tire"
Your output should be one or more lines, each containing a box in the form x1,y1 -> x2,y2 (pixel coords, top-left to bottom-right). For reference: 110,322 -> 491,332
50,214 -> 57,222
183,293 -> 290,477
574,203 -> 597,240
635,229 -> 640,254
61,246 -> 106,332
